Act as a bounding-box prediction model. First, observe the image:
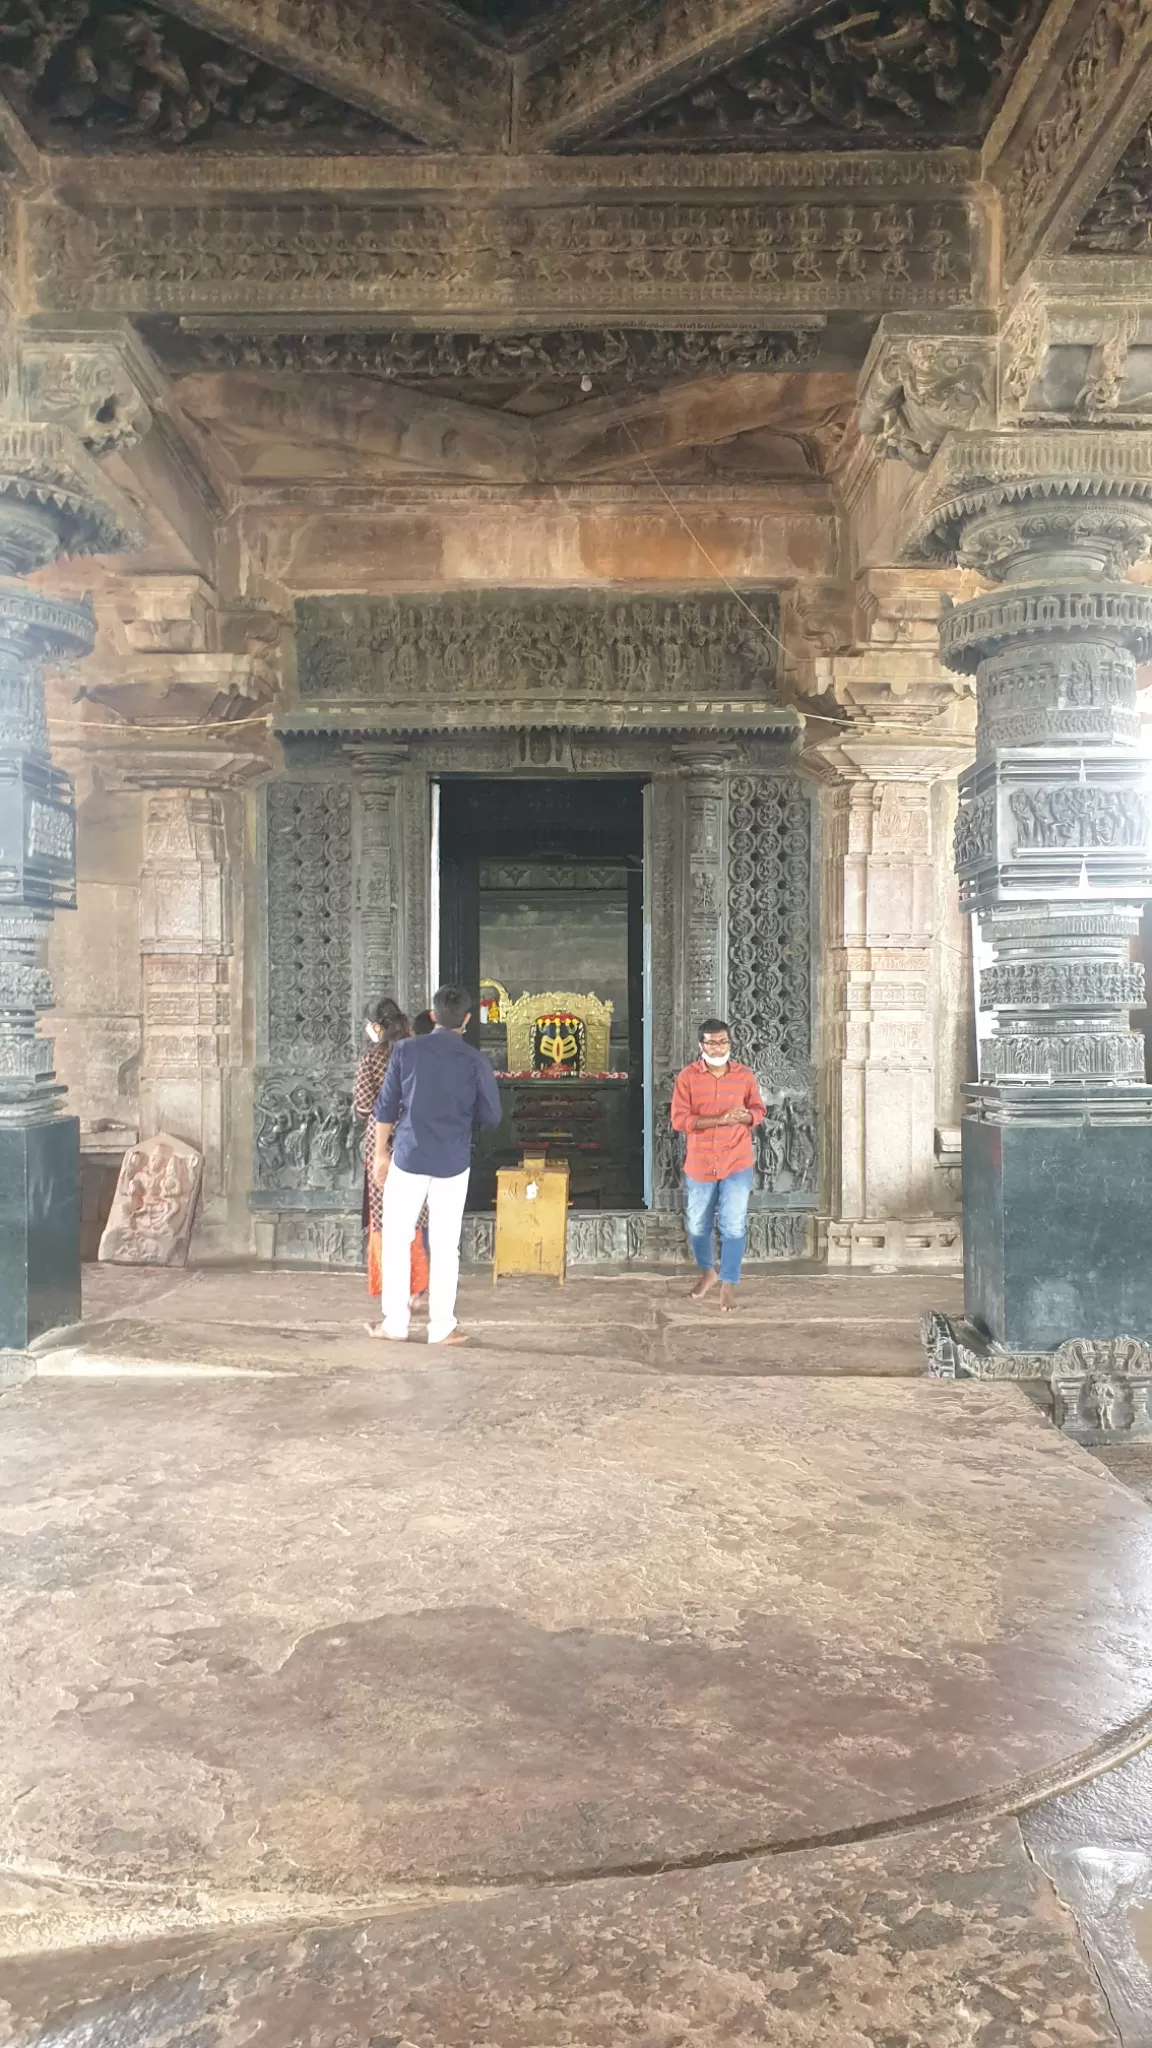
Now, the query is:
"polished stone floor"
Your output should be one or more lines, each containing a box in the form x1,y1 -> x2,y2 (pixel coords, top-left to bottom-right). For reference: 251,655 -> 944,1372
3,1262 -> 1152,2045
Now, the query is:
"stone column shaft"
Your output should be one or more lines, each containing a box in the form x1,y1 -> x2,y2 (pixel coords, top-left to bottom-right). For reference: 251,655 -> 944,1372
0,418 -> 139,1346
907,430 -> 1152,1407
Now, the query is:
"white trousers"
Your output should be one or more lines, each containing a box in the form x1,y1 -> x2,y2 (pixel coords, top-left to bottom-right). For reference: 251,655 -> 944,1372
379,1161 -> 471,1343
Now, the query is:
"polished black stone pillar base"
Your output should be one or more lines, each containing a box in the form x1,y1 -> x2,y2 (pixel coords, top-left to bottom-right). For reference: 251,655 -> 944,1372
0,1117 -> 81,1349
963,1109 -> 1152,1351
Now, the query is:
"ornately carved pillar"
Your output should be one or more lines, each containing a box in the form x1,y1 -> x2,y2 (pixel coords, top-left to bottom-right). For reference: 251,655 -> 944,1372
0,422 -> 138,1346
910,431 -> 1152,1429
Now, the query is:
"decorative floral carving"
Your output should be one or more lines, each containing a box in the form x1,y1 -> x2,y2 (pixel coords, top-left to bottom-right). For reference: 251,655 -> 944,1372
0,0 -> 418,148
595,0 -> 1039,151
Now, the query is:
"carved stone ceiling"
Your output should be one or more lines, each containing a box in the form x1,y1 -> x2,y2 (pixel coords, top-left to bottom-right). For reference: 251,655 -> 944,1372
594,0 -> 1047,154
159,338 -> 856,489
0,0 -> 1046,153
0,0 -> 422,151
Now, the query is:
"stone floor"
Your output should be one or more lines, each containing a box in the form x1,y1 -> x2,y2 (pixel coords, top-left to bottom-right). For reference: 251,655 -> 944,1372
3,1260 -> 1152,2045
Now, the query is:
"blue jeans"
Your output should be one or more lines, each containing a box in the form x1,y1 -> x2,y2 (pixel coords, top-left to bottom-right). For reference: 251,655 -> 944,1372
685,1168 -> 754,1285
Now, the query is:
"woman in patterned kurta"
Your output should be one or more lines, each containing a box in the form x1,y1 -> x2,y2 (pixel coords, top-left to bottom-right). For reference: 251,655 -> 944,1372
353,999 -> 430,1305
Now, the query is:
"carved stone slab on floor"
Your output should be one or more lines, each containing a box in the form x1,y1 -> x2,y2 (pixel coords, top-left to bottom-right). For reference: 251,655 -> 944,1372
97,1133 -> 203,1267
922,1310 -> 1152,1445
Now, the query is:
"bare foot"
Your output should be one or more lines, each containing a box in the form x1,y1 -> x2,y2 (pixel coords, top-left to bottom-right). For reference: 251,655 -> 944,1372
431,1329 -> 471,1346
719,1283 -> 739,1315
365,1322 -> 408,1342
690,1270 -> 718,1302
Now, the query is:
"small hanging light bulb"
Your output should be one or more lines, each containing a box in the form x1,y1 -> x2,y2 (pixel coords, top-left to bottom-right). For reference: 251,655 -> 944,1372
580,374 -> 593,393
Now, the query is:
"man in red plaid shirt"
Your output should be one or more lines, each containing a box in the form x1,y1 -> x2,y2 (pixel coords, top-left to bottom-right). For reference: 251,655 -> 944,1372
671,1018 -> 766,1313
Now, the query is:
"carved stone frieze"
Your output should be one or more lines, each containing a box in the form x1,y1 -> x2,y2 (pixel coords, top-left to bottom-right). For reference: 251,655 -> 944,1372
254,1072 -> 360,1192
156,323 -> 823,386
32,197 -> 974,315
597,0 -> 1040,153
979,960 -> 1145,1008
293,592 -> 781,726
997,0 -> 1152,278
0,0 -> 420,150
1074,115 -> 1152,251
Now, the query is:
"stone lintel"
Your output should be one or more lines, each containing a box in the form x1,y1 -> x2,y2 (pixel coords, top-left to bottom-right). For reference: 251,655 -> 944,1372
36,147 -> 980,205
25,185 -> 978,322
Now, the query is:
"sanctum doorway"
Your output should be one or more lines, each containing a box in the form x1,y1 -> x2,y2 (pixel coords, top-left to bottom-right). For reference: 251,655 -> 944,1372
251,590 -> 818,1269
435,776 -> 647,1212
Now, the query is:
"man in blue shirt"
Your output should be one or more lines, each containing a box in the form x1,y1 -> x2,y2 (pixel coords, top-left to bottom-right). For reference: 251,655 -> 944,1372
371,984 -> 502,1346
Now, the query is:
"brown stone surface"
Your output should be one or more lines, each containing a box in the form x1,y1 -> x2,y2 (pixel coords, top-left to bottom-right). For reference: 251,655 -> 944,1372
0,1820 -> 1121,2048
3,1311 -> 1152,1926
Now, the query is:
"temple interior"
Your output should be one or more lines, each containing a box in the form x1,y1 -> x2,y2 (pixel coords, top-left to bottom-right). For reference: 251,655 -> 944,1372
6,0 -> 1152,2038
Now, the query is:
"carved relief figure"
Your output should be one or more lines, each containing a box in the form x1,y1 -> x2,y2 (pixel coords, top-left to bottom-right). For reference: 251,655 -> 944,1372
99,1133 -> 203,1267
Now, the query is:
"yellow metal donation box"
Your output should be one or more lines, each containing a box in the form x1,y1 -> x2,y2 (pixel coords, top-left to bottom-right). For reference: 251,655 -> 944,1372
493,1152 -> 569,1284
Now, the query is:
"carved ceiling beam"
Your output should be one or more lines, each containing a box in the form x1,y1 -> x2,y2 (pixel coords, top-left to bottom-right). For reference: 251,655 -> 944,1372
516,0 -> 823,151
27,184 -> 976,321
33,146 -> 976,204
985,0 -> 1152,282
153,0 -> 507,150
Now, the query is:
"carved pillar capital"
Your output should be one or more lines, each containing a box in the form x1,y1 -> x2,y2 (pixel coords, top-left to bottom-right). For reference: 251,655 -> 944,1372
899,427 -> 1152,1110
857,316 -> 997,470
19,325 -> 162,455
0,419 -> 139,1124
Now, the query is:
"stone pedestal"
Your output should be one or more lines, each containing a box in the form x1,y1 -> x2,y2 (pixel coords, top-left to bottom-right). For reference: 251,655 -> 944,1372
0,1116 -> 81,1347
963,1112 -> 1152,1351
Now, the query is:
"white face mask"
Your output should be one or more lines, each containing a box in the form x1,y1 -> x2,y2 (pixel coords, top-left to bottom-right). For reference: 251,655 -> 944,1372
702,1050 -> 730,1068
365,1021 -> 382,1044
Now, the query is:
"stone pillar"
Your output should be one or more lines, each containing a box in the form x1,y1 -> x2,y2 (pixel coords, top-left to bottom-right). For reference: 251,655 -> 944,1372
0,421 -> 138,1345
817,742 -> 963,1267
674,747 -> 733,1037
345,744 -> 409,1017
137,787 -> 231,1204
907,430 -> 1152,1422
